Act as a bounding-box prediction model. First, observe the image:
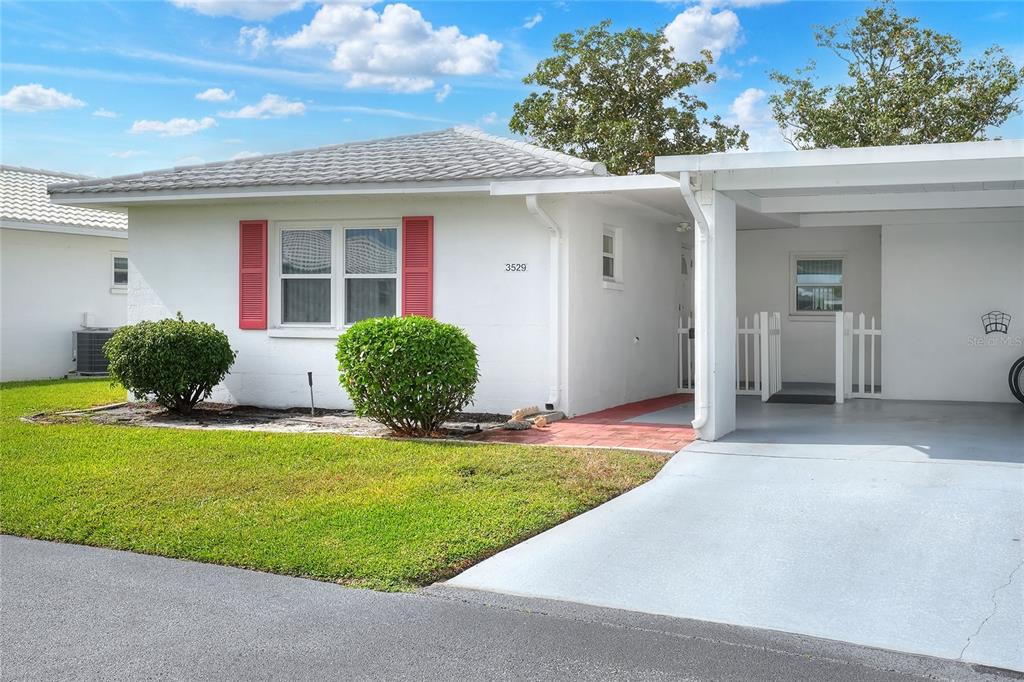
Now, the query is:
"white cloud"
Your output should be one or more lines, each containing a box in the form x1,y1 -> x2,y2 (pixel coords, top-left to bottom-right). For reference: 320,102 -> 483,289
168,0 -> 306,21
728,87 -> 788,152
231,150 -> 263,160
109,150 -> 145,158
276,3 -> 502,92
176,155 -> 205,166
435,83 -> 452,102
92,108 -> 119,118
130,116 -> 217,136
238,25 -> 270,56
523,12 -> 543,29
196,87 -> 235,102
729,87 -> 769,127
219,93 -> 305,118
664,5 -> 742,62
479,111 -> 498,125
0,83 -> 85,112
346,73 -> 433,93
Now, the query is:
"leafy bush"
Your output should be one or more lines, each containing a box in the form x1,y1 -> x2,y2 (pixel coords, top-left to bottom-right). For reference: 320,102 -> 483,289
337,316 -> 479,436
104,313 -> 237,415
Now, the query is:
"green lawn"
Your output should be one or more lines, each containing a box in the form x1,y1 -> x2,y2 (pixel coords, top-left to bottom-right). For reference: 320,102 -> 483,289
0,380 -> 664,590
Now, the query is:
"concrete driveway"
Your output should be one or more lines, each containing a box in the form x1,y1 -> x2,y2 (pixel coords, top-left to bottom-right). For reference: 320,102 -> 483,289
449,398 -> 1024,672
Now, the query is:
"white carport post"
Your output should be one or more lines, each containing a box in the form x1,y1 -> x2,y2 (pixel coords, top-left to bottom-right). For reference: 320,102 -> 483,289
689,177 -> 737,441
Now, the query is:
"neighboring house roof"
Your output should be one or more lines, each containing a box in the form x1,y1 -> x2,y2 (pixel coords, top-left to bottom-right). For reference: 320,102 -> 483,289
48,127 -> 608,199
1,166 -> 128,233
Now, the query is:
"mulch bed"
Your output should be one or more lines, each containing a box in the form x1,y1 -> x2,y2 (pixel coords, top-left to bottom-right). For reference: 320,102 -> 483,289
27,401 -> 510,439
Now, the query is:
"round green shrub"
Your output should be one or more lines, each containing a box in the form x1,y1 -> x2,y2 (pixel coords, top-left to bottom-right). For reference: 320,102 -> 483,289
104,313 -> 237,415
336,316 -> 479,436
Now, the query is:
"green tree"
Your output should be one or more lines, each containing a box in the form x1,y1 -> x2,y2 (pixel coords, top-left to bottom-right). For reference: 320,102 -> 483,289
510,20 -> 748,175
769,0 -> 1023,149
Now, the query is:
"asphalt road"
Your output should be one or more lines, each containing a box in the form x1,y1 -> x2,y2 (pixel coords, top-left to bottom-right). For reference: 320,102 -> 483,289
0,536 -> 1013,681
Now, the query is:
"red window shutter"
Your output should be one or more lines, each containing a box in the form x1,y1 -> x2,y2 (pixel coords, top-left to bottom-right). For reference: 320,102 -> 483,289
402,216 -> 433,318
238,220 -> 268,329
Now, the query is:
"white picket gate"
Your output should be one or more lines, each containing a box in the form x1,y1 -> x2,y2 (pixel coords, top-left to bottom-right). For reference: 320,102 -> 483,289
835,312 -> 882,402
678,311 -> 782,402
760,312 -> 783,400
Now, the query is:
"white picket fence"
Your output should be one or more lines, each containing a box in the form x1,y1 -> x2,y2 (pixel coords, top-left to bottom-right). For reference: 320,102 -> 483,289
678,311 -> 782,402
835,312 -> 882,402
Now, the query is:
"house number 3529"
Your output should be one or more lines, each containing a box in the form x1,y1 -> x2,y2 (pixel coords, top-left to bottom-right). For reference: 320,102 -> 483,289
505,263 -> 527,272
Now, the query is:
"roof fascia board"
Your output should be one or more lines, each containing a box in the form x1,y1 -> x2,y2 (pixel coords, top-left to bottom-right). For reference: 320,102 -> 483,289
655,139 -> 1024,174
761,188 -> 1024,214
0,219 -> 127,238
490,174 -> 679,196
700,158 -> 1024,192
49,181 -> 493,206
800,206 -> 1024,228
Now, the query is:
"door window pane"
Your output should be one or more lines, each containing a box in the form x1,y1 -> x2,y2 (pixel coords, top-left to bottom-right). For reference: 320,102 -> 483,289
283,279 -> 332,323
345,278 -> 397,324
282,229 -> 331,274
796,259 -> 842,286
795,259 -> 843,312
345,228 -> 397,274
796,286 -> 843,311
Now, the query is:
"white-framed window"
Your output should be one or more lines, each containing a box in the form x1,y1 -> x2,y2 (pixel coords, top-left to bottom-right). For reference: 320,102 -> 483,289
272,221 -> 400,329
602,229 -> 616,280
602,226 -> 624,290
111,252 -> 128,291
791,254 -> 844,316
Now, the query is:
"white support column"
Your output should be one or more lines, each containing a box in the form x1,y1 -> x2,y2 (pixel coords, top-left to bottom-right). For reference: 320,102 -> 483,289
694,187 -> 737,440
835,312 -> 845,404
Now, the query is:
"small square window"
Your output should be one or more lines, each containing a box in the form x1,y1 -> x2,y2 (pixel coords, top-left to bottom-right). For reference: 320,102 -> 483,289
792,257 -> 843,314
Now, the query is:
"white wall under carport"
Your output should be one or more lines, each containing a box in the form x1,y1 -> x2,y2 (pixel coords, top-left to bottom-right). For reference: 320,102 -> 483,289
882,216 -> 1023,403
736,224 -> 882,385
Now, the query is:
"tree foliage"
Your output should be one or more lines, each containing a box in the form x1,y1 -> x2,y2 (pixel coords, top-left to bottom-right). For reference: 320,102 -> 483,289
104,313 -> 236,415
510,20 -> 748,175
769,0 -> 1023,149
336,316 -> 479,437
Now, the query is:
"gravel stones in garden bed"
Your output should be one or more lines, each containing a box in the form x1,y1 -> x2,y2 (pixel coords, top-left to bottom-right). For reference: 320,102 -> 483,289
29,401 -> 510,439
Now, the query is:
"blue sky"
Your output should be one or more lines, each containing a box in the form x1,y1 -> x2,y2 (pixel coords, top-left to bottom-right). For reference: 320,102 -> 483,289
2,0 -> 1022,177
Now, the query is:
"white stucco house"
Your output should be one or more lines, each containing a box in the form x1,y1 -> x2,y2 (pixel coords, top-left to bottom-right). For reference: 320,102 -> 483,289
48,130 -> 1023,440
1,166 -> 129,381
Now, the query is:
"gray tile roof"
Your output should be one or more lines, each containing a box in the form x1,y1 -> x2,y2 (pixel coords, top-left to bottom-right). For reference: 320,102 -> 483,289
49,127 -> 608,197
1,166 -> 128,231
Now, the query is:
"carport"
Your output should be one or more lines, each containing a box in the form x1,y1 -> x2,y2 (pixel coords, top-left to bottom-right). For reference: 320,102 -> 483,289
655,140 -> 1024,440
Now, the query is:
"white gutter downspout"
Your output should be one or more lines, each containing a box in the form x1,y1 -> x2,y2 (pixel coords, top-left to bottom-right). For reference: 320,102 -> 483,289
678,172 -> 711,431
525,195 -> 562,410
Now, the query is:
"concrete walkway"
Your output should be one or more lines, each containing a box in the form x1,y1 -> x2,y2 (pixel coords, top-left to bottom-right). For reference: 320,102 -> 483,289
0,536 -> 1002,681
450,398 -> 1024,672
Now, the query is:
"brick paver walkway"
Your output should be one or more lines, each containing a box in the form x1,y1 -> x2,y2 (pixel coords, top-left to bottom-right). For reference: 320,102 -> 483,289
469,394 -> 695,453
